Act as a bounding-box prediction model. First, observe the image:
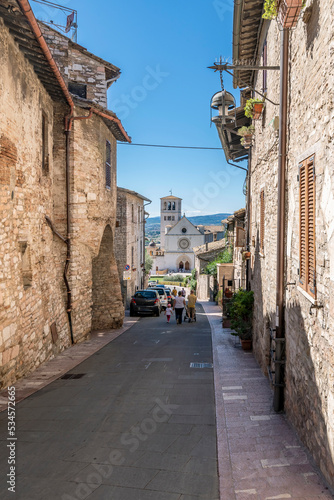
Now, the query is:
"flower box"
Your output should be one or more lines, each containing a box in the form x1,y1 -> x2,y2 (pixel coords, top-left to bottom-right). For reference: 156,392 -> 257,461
277,0 -> 303,28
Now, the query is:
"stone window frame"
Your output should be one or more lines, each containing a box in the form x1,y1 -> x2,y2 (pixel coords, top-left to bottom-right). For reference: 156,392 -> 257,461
42,112 -> 49,174
105,140 -> 111,189
298,155 -> 316,299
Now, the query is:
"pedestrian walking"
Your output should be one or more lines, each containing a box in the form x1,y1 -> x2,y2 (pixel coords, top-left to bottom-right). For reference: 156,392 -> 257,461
187,289 -> 197,322
181,287 -> 186,297
172,286 -> 178,297
165,303 -> 173,323
173,291 -> 186,324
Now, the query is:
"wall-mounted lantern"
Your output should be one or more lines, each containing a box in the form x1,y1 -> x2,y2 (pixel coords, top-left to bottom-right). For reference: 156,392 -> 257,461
210,90 -> 237,128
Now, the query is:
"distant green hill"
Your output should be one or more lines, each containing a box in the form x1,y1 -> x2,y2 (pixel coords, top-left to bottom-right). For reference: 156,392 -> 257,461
146,213 -> 231,227
145,213 -> 231,243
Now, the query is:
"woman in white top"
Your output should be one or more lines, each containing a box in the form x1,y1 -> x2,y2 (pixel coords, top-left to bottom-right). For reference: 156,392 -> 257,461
173,291 -> 186,324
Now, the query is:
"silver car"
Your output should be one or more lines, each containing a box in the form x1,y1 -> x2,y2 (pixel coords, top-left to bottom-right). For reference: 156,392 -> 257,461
150,288 -> 168,310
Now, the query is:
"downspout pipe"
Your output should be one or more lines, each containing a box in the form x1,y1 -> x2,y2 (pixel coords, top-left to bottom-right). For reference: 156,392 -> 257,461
246,149 -> 252,290
17,0 -> 77,344
274,28 -> 289,412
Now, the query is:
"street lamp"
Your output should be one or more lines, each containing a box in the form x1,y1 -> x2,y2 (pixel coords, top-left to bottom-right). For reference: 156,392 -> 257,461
210,90 -> 237,127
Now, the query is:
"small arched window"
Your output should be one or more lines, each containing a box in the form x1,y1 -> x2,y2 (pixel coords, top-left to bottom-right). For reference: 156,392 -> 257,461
168,202 -> 171,210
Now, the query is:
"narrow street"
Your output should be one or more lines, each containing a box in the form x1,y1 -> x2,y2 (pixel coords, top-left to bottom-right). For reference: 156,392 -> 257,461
0,303 -> 332,500
0,305 -> 219,500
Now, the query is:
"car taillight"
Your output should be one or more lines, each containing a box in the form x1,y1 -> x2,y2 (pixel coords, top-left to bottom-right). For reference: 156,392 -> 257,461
131,299 -> 136,304
154,299 -> 159,304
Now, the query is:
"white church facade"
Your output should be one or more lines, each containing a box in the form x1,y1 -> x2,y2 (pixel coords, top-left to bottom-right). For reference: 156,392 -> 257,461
148,195 -> 224,273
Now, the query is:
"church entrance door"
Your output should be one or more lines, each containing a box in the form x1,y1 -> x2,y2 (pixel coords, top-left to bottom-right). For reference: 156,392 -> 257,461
185,261 -> 190,271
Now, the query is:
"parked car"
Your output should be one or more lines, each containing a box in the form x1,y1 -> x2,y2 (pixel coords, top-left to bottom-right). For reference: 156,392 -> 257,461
150,288 -> 168,310
148,280 -> 158,287
164,287 -> 172,303
130,290 -> 161,317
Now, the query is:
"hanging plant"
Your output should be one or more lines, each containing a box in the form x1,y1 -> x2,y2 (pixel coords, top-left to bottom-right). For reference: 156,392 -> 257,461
244,98 -> 264,119
238,125 -> 255,149
237,125 -> 255,137
262,0 -> 277,20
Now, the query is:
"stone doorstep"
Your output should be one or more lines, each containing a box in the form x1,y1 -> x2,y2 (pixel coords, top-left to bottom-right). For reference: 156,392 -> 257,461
0,315 -> 139,413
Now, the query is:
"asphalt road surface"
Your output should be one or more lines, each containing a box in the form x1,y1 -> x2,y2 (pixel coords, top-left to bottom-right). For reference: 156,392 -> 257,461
0,304 -> 219,500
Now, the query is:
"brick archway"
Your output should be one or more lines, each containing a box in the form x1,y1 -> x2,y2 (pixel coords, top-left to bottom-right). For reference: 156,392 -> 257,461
92,225 -> 123,330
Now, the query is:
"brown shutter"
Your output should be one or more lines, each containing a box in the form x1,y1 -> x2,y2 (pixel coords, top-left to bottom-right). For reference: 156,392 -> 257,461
299,156 -> 316,298
299,163 -> 306,286
260,189 -> 265,253
307,158 -> 316,296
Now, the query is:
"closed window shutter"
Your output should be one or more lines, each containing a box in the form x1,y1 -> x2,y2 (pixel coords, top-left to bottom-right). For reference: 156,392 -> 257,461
307,158 -> 316,296
299,163 -> 306,285
106,141 -> 111,188
260,189 -> 265,253
299,156 -> 316,297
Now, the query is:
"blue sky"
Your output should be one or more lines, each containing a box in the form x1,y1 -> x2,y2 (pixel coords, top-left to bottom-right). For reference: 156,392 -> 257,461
32,0 -> 246,217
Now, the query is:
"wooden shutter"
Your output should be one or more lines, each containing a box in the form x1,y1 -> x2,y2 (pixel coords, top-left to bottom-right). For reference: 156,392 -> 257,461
299,156 -> 316,297
260,189 -> 265,253
236,226 -> 245,247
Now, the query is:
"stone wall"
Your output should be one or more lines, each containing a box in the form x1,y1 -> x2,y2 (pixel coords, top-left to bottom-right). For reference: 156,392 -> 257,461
0,21 -> 70,388
115,189 -> 146,308
0,20 -> 125,388
67,114 -> 124,333
248,2 -> 334,485
40,24 -> 114,108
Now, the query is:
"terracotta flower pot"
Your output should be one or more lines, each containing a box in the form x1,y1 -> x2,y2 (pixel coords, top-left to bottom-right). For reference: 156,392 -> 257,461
277,0 -> 303,28
252,102 -> 264,120
240,339 -> 252,351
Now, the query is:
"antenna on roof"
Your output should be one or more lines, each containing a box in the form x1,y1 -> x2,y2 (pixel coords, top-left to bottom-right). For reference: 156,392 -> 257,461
31,0 -> 78,42
169,189 -> 172,195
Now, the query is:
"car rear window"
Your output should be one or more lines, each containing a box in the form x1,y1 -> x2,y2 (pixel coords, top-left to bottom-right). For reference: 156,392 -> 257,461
153,289 -> 165,296
134,291 -> 157,299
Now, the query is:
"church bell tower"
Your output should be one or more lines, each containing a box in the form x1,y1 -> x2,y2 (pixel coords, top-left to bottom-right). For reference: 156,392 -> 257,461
160,195 -> 182,248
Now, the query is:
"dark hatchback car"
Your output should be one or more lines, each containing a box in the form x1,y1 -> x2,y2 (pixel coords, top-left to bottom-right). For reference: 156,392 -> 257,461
130,290 -> 161,317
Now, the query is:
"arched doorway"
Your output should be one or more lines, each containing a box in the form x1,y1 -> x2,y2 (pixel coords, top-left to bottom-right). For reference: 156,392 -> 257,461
92,225 -> 123,330
185,261 -> 190,271
179,261 -> 184,271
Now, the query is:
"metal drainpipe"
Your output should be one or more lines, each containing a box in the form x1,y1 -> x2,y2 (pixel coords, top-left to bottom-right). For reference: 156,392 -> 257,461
64,127 -> 74,344
246,149 -> 252,290
63,109 -> 94,344
274,28 -> 289,412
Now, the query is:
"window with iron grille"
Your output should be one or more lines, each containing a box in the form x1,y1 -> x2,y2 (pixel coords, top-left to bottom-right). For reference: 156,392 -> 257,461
105,141 -> 111,189
299,156 -> 316,298
260,189 -> 265,254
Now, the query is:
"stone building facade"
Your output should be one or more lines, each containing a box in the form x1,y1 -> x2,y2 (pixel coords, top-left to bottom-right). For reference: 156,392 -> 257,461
229,0 -> 334,487
0,1 -> 130,388
115,188 -> 151,308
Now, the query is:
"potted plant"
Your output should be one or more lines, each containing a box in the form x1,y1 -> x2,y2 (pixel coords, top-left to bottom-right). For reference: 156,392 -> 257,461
263,0 -> 304,29
238,125 -> 255,149
244,98 -> 264,120
230,289 -> 254,350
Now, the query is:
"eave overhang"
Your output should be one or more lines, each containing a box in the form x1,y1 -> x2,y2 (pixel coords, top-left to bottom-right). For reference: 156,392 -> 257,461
233,0 -> 265,89
0,0 -> 73,105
